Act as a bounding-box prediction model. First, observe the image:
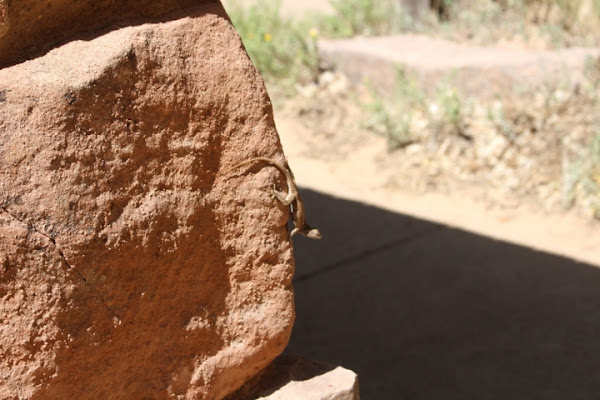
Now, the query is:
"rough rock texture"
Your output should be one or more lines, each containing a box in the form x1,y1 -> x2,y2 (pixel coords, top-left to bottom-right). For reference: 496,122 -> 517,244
227,354 -> 360,400
0,3 -> 295,399
0,0 -> 223,68
0,0 -> 7,40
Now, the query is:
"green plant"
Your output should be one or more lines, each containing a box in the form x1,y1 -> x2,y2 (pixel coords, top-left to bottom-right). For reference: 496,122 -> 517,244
362,66 -> 423,150
426,0 -> 600,48
429,80 -> 470,139
227,0 -> 319,90
318,0 -> 413,38
557,68 -> 600,216
439,88 -> 462,132
563,132 -> 600,217
584,55 -> 600,89
363,93 -> 413,150
361,65 -> 476,151
524,0 -> 600,33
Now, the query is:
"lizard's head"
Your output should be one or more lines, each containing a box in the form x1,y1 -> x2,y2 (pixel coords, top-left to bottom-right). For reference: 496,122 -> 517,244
305,227 -> 322,240
291,225 -> 322,240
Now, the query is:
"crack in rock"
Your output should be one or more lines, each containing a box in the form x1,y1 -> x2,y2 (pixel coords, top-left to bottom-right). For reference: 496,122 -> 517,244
0,205 -> 120,321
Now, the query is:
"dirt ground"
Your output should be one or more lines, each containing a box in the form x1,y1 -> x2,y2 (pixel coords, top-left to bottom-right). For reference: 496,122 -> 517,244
273,65 -> 600,400
277,99 -> 600,399
274,89 -> 600,266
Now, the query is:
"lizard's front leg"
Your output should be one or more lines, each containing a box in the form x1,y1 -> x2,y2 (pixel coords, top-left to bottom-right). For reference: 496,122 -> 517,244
271,186 -> 294,206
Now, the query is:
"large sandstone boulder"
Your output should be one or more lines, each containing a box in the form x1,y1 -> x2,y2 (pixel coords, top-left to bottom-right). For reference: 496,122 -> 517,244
0,2 -> 295,399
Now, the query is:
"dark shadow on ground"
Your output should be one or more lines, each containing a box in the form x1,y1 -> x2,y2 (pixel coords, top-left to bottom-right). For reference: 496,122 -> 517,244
286,189 -> 600,400
226,354 -> 336,400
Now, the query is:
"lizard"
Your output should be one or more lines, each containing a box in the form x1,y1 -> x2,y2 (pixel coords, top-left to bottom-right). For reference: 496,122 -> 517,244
225,156 -> 322,240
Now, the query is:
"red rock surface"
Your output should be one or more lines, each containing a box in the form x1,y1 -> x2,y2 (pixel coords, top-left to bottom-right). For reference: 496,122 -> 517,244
0,0 -> 223,68
0,3 -> 294,399
0,0 -> 8,40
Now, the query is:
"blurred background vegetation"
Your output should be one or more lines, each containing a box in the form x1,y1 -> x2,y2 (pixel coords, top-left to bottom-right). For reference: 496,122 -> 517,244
225,0 -> 600,219
227,0 -> 600,86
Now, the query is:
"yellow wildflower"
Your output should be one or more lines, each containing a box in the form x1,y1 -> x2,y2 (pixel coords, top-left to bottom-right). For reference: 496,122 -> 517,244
264,33 -> 272,42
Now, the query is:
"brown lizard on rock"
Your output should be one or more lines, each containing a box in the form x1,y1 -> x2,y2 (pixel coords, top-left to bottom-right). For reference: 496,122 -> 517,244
226,157 -> 322,240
